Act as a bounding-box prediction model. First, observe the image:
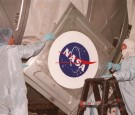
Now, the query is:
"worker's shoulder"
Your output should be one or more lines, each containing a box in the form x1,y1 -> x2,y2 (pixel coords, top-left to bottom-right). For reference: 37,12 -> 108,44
1,45 -> 18,51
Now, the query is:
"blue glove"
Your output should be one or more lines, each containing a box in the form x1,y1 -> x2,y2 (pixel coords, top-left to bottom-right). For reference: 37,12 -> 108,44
112,63 -> 121,71
101,74 -> 112,78
107,62 -> 113,70
22,63 -> 28,68
42,33 -> 55,41
107,62 -> 121,71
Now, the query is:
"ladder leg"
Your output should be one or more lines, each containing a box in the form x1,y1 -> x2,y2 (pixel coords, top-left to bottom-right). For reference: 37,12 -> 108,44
108,77 -> 128,115
93,84 -> 101,115
77,79 -> 91,115
100,81 -> 110,115
114,82 -> 128,115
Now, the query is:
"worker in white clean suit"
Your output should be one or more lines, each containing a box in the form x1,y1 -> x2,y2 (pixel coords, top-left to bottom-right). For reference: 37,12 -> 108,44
0,28 -> 54,115
103,38 -> 135,115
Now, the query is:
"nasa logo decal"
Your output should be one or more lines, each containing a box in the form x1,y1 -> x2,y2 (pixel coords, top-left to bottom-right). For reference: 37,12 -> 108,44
48,31 -> 99,89
59,42 -> 90,77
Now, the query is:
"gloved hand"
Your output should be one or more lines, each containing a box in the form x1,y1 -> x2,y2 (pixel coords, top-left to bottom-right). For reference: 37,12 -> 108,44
22,63 -> 28,68
107,62 -> 113,70
107,62 -> 121,71
113,63 -> 121,71
42,33 -> 55,41
101,74 -> 112,78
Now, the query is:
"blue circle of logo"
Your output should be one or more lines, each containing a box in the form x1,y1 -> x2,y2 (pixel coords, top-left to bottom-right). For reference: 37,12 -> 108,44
59,42 -> 90,77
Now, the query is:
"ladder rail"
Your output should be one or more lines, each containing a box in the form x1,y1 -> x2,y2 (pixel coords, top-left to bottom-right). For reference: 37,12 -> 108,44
77,77 -> 128,115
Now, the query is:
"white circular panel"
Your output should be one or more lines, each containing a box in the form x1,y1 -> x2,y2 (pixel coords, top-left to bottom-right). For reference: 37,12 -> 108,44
48,31 -> 99,89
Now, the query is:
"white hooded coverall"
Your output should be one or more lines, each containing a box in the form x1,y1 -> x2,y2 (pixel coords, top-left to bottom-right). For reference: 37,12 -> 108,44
0,40 -> 46,115
113,39 -> 135,115
84,39 -> 135,115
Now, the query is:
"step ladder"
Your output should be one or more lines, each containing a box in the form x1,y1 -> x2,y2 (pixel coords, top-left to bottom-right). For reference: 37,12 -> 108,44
77,77 -> 128,115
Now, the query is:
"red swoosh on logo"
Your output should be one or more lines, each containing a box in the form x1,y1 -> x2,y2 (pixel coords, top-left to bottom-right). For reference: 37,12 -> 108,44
56,51 -> 96,65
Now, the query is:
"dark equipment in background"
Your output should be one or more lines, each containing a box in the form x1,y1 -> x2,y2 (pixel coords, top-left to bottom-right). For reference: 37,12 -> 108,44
77,77 -> 128,115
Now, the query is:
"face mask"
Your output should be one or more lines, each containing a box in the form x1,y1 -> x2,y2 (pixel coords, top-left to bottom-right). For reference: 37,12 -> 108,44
122,49 -> 129,58
122,39 -> 135,58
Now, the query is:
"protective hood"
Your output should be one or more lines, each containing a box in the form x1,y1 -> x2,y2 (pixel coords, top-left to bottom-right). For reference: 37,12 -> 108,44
0,28 -> 13,46
122,39 -> 135,58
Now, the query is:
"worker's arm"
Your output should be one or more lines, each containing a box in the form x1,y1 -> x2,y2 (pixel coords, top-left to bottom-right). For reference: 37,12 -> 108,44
17,33 -> 54,59
113,57 -> 135,81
